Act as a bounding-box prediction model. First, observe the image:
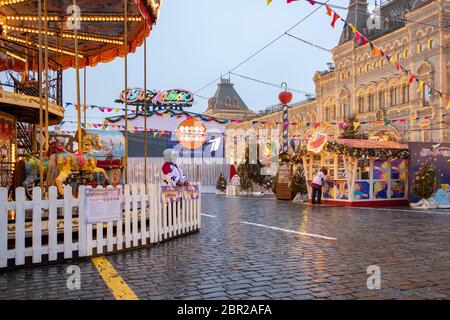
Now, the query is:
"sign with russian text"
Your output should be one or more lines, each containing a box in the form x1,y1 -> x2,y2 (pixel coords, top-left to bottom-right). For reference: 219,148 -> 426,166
85,188 -> 122,224
117,88 -> 194,108
161,186 -> 182,204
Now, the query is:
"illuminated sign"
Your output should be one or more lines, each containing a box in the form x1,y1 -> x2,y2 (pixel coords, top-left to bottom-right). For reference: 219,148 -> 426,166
176,118 -> 207,150
117,88 -> 194,108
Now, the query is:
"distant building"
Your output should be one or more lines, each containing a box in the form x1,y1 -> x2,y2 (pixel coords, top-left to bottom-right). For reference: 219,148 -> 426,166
203,78 -> 256,120
231,0 -> 449,143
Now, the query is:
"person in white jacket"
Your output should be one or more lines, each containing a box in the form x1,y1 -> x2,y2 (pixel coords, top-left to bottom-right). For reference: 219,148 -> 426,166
311,167 -> 328,204
161,148 -> 189,187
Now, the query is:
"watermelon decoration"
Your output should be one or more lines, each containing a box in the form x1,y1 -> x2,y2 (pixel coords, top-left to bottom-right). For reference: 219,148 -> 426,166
307,131 -> 328,154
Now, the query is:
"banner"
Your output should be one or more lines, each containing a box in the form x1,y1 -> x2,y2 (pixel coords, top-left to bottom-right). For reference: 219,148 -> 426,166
408,142 -> 450,202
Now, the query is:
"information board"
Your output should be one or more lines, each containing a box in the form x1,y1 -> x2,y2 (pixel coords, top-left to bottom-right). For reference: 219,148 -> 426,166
276,164 -> 292,200
85,188 -> 122,224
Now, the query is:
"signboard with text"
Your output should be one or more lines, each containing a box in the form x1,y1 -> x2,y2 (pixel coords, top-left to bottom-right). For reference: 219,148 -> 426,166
85,188 -> 122,224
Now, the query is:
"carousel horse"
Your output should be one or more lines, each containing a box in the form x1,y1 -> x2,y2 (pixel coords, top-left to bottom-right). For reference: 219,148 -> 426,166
12,142 -> 62,199
46,129 -> 109,196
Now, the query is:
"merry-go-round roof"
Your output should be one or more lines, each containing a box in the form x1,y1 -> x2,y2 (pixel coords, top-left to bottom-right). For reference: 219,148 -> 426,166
0,0 -> 161,72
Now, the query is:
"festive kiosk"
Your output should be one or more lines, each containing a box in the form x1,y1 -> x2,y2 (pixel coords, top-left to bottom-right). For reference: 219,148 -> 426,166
296,131 -> 410,207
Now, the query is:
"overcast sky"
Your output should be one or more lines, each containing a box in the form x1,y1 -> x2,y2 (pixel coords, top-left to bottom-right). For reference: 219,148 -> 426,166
62,0 -> 368,127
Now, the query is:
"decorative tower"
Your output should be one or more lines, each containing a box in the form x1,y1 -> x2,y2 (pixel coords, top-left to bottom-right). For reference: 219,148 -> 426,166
339,0 -> 369,44
204,78 -> 256,120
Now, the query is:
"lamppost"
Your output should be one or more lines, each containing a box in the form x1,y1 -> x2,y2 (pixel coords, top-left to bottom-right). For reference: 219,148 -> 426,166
279,83 -> 293,154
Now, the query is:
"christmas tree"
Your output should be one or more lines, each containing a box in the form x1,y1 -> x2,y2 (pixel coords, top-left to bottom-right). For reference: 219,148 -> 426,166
340,114 -> 368,139
412,161 -> 439,199
216,172 -> 227,192
289,166 -> 307,199
237,146 -> 268,192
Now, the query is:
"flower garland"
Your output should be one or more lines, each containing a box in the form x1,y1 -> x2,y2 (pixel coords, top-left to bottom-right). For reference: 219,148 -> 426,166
294,140 -> 410,160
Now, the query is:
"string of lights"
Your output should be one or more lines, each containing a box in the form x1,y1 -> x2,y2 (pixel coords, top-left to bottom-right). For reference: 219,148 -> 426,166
194,0 -> 331,95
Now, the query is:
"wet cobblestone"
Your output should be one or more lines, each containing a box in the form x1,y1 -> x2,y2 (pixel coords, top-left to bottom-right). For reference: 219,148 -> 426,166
1,195 -> 450,300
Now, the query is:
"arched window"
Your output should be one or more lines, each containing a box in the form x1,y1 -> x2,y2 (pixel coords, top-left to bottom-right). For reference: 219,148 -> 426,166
324,106 -> 330,121
417,43 -> 423,53
358,96 -> 365,113
402,84 -> 410,103
403,48 -> 409,59
420,119 -> 431,142
423,83 -> 431,105
378,90 -> 385,109
389,87 -> 397,106
428,39 -> 434,49
233,97 -> 239,107
225,97 -> 231,107
368,93 -> 375,111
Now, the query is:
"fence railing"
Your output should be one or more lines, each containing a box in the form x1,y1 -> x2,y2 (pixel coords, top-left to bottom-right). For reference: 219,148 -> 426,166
128,158 -> 230,187
0,183 -> 201,269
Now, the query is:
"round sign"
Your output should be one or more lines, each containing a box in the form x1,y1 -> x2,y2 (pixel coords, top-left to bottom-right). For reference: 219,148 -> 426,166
176,119 -> 207,150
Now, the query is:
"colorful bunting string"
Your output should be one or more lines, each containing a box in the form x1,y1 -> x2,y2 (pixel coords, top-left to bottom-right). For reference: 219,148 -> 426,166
295,0 -> 450,103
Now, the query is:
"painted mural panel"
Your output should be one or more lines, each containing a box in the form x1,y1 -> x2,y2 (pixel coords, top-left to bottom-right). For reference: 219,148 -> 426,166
335,181 -> 349,200
373,159 -> 389,180
391,180 -> 406,199
322,181 -> 335,199
354,181 -> 370,200
408,142 -> 450,202
391,158 -> 406,180
373,181 -> 388,199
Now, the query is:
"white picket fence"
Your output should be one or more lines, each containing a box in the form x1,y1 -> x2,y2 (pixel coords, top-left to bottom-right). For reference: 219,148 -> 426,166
0,183 -> 201,268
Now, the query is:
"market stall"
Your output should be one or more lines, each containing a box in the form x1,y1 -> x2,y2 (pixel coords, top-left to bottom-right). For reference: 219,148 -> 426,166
296,131 -> 410,206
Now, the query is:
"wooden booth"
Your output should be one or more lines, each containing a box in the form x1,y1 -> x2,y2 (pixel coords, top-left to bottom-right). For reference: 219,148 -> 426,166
297,132 -> 410,207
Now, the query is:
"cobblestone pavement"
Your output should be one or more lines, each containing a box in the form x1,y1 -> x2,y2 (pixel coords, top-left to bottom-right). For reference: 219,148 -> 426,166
1,195 -> 450,300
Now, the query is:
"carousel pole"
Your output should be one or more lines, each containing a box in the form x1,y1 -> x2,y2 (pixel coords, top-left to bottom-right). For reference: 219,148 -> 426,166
44,0 -> 50,152
124,0 -> 129,184
73,0 -> 82,151
143,33 -> 148,187
38,0 -> 44,188
84,66 -> 87,127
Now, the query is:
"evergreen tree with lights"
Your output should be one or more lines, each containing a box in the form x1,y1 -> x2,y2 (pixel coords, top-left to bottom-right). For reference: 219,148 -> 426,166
216,172 -> 227,192
237,146 -> 267,192
289,166 -> 307,199
412,161 -> 439,200
340,114 -> 368,139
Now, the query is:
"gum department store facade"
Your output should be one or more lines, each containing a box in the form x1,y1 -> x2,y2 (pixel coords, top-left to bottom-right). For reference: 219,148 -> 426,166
225,0 -> 450,144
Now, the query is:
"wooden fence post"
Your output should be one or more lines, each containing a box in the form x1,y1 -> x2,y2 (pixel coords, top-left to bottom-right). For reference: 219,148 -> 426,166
48,186 -> 58,261
78,186 -> 87,257
15,187 -> 26,266
32,187 -> 42,263
63,186 -> 73,259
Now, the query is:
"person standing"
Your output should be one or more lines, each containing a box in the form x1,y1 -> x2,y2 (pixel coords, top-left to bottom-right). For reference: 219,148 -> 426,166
311,167 -> 328,204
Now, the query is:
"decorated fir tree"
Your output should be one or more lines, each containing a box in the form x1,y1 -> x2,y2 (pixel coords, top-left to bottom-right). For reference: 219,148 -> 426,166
289,167 -> 307,199
237,146 -> 268,192
340,114 -> 368,139
216,173 -> 227,192
340,114 -> 359,139
412,161 -> 439,200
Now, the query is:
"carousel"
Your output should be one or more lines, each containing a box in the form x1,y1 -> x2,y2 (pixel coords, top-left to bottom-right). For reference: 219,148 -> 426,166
296,131 -> 410,207
0,0 -> 161,198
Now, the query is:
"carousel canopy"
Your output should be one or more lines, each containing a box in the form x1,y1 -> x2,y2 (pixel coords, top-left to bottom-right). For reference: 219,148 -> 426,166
0,0 -> 160,72
0,90 -> 63,125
